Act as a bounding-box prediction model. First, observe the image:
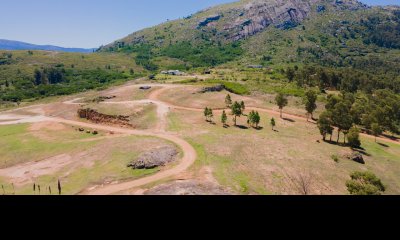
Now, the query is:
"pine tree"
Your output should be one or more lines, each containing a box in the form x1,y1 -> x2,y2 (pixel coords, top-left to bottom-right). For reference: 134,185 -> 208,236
231,101 -> 243,126
221,110 -> 228,126
270,118 -> 276,130
304,89 -> 318,121
209,108 -> 214,123
240,101 -> 246,112
225,94 -> 232,107
204,107 -> 210,122
317,111 -> 334,141
275,93 -> 288,118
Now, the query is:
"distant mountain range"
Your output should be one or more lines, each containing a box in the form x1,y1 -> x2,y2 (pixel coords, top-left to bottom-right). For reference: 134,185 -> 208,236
0,39 -> 96,53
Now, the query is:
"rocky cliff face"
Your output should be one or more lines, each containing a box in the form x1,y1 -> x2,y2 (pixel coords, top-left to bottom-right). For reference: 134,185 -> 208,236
203,0 -> 367,41
223,0 -> 322,40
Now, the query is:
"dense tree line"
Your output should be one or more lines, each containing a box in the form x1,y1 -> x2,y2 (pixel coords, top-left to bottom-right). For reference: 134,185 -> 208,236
318,90 -> 400,144
286,65 -> 400,94
0,68 -> 137,102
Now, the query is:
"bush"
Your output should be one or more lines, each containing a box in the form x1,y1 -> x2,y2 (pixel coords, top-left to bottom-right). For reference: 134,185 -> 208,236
331,155 -> 339,163
346,171 -> 385,195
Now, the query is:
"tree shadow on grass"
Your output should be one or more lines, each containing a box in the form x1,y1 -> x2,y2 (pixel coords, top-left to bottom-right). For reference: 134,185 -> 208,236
283,118 -> 296,123
378,142 -> 390,148
352,148 -> 372,157
235,125 -> 249,130
382,133 -> 399,141
273,129 -> 280,132
223,125 -> 230,129
254,126 -> 264,131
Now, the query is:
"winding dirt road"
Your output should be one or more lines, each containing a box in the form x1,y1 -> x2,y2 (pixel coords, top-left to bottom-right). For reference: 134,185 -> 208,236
0,83 -> 399,195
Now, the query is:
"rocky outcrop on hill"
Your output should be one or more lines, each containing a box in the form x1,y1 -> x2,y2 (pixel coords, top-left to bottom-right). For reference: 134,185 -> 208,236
198,14 -> 222,28
127,146 -> 178,169
224,0 -> 366,40
77,108 -> 133,127
105,0 -> 369,49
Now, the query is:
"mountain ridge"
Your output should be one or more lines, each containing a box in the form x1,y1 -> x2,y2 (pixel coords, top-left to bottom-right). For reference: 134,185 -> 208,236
0,39 -> 96,53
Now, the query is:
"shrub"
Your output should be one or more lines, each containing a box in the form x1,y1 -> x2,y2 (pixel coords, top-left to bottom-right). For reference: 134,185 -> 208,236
346,171 -> 385,195
331,155 -> 339,163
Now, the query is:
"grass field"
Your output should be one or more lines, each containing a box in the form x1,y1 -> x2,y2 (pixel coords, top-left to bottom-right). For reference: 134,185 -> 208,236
0,122 -> 180,195
167,107 -> 400,195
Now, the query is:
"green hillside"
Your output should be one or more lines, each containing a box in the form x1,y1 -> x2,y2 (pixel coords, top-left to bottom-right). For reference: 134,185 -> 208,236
0,51 -> 145,102
1,0 -> 400,103
100,0 -> 400,93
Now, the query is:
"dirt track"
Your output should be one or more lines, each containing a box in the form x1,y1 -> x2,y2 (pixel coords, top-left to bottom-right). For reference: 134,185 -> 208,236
0,83 -> 398,195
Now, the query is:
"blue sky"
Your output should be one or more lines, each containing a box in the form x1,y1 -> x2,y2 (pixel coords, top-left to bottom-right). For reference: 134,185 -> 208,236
0,0 -> 398,48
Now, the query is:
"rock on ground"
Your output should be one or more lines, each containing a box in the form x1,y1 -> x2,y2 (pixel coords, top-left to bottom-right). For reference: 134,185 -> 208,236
128,146 -> 178,169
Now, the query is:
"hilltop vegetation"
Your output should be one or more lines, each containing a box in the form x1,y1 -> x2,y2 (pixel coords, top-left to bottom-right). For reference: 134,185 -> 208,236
100,1 -> 400,95
0,51 -> 144,102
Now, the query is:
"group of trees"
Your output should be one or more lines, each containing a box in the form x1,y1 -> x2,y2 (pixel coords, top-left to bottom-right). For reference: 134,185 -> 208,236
317,89 -> 400,147
1,67 -> 135,103
34,67 -> 66,85
286,65 -> 400,94
207,95 -> 280,132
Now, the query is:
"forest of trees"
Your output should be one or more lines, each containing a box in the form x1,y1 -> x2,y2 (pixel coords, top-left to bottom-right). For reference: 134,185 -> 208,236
286,65 -> 400,94
318,90 -> 400,144
0,67 -> 136,102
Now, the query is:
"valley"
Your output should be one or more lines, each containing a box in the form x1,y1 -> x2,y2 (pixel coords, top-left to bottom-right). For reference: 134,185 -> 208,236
1,0 -> 399,195
1,78 -> 399,195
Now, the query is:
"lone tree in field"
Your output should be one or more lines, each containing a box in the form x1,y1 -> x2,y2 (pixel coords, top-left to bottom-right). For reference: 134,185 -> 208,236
231,101 -> 243,126
240,101 -> 246,112
221,110 -> 228,127
248,111 -> 261,128
204,107 -> 213,122
225,94 -> 232,107
33,183 -> 36,195
275,93 -> 288,118
317,111 -> 334,141
346,171 -> 385,195
371,123 -> 382,143
1,184 -> 5,195
347,126 -> 361,148
270,118 -> 276,130
304,89 -> 318,121
208,108 -> 214,122
204,107 -> 209,121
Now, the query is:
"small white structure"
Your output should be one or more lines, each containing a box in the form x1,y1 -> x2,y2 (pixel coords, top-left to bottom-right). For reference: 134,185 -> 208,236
161,70 -> 185,76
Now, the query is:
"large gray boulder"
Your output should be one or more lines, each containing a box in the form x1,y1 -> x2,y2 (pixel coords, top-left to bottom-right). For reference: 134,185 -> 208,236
128,146 -> 178,169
